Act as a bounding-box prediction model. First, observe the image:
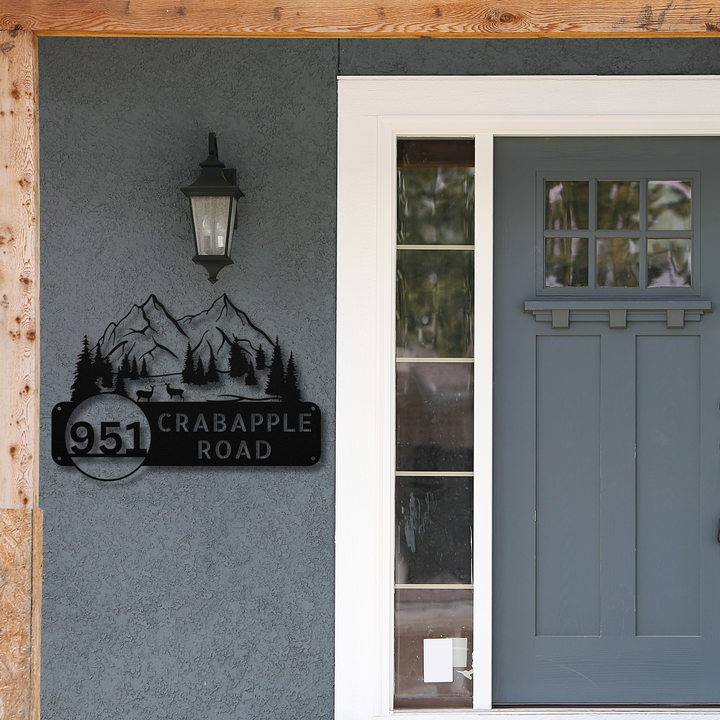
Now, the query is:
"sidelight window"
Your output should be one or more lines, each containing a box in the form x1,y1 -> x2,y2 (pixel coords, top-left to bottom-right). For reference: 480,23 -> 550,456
394,139 -> 475,709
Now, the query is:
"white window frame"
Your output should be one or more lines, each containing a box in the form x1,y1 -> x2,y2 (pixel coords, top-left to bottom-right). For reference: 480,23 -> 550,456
336,75 -> 720,720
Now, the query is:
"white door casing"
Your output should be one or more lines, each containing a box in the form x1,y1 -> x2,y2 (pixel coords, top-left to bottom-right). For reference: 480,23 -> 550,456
335,75 -> 720,720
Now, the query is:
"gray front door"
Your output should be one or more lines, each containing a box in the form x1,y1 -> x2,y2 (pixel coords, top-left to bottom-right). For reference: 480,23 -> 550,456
493,137 -> 720,704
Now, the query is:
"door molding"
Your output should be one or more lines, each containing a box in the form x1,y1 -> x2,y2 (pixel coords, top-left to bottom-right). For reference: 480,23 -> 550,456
336,75 -> 720,719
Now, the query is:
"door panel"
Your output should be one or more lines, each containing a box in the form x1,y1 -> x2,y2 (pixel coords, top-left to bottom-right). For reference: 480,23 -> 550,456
536,335 -> 601,638
493,137 -> 720,705
636,335 -> 701,637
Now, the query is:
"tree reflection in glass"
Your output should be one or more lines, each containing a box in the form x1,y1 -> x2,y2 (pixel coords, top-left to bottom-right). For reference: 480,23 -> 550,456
648,181 -> 692,230
597,181 -> 640,230
397,250 -> 473,357
545,181 -> 589,231
545,237 -> 589,287
597,238 -> 640,288
648,238 -> 691,287
398,162 -> 474,246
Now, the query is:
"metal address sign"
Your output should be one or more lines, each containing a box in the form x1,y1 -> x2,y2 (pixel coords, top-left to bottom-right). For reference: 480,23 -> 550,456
51,295 -> 321,481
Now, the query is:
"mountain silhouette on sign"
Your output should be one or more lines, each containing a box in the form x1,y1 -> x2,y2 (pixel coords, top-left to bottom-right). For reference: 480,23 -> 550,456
178,294 -> 274,365
72,295 -> 299,403
95,294 -> 271,373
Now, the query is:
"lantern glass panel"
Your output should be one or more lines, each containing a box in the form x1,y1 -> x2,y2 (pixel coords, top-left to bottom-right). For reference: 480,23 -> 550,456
191,196 -> 234,256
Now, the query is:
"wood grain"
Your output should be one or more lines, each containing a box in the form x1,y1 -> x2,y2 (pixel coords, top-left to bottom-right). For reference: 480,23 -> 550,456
1,0 -> 720,37
0,30 -> 39,510
29,509 -> 40,720
0,508 -> 42,720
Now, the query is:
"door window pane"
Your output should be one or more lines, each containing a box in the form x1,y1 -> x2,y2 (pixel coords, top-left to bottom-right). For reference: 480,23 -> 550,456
545,181 -> 589,231
648,238 -> 692,287
596,238 -> 640,288
648,181 -> 692,230
597,181 -> 640,230
545,237 -> 589,287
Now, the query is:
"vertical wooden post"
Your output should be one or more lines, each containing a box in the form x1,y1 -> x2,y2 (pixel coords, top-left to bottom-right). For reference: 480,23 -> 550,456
0,29 -> 42,720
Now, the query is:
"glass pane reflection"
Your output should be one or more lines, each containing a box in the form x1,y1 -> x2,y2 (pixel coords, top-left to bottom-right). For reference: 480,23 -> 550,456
648,238 -> 692,287
396,476 -> 473,585
545,181 -> 589,231
395,589 -> 473,709
396,363 -> 473,472
648,181 -> 692,230
596,238 -> 640,288
397,138 -> 474,246
191,196 -> 233,255
597,181 -> 640,230
545,237 -> 589,287
397,250 -> 473,358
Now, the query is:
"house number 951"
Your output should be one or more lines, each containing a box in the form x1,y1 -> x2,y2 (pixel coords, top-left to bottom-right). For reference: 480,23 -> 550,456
69,421 -> 146,457
62,395 -> 151,481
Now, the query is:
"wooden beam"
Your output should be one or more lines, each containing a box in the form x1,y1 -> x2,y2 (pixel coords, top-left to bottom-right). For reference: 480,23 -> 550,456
0,509 -> 42,720
0,29 -> 41,720
1,0 -> 720,37
0,29 -> 39,512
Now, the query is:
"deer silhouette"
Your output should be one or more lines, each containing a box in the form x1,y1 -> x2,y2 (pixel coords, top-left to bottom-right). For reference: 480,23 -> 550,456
165,383 -> 184,400
135,386 -> 154,402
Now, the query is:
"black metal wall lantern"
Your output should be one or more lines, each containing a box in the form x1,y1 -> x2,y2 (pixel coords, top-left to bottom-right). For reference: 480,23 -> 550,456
181,133 -> 244,284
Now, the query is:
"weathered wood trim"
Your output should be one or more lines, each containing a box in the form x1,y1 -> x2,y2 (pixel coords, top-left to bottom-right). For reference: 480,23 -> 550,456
1,0 -> 720,37
0,508 -> 42,720
29,509 -> 41,720
0,29 -> 39,511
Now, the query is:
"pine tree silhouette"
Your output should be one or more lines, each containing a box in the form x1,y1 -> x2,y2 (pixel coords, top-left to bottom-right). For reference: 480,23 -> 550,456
140,358 -> 149,378
228,341 -> 248,378
195,357 -> 207,386
256,344 -> 267,371
130,357 -> 140,380
283,352 -> 301,403
118,354 -> 131,380
245,359 -> 257,386
265,339 -> 284,397
71,336 -> 99,402
205,349 -> 219,383
114,373 -> 128,397
92,347 -> 114,389
91,347 -> 104,387
102,355 -> 114,388
181,343 -> 195,384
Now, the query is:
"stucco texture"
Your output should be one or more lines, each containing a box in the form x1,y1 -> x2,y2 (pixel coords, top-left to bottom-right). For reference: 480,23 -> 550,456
39,38 -> 337,720
38,36 -> 720,719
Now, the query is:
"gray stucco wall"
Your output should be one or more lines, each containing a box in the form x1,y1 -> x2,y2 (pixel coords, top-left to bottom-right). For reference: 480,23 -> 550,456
39,38 -> 338,720
39,37 -> 720,720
